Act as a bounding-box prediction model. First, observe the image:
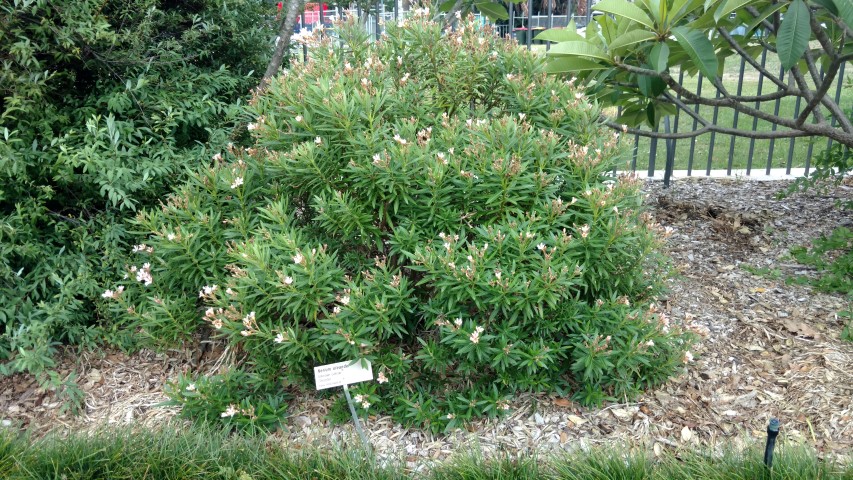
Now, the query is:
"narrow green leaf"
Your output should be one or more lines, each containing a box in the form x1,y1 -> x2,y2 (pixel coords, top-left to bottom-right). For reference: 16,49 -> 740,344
593,0 -> 656,29
475,2 -> 509,21
714,0 -> 755,23
672,26 -> 719,79
832,0 -> 853,31
544,57 -> 609,73
535,28 -> 585,43
546,41 -> 610,61
649,42 -> 669,72
776,0 -> 810,70
608,29 -> 657,52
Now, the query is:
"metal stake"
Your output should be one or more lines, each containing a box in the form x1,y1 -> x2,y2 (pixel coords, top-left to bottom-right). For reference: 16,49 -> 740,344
764,418 -> 780,469
342,383 -> 371,450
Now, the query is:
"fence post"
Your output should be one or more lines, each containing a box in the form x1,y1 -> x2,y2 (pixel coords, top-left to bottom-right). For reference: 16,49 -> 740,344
663,116 -> 676,187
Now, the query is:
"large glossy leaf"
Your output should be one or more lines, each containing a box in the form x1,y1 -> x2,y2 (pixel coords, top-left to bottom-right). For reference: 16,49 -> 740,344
535,28 -> 585,43
833,0 -> 853,31
703,0 -> 724,12
544,57 -> 609,73
672,26 -> 719,79
811,0 -> 837,15
637,75 -> 666,98
714,0 -> 756,23
593,0 -> 656,30
475,2 -> 508,21
649,42 -> 670,72
744,2 -> 786,37
671,0 -> 704,24
608,30 -> 657,52
547,41 -> 610,61
777,0 -> 810,70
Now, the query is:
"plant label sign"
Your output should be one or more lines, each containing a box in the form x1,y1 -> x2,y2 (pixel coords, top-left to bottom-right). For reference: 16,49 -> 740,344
314,359 -> 373,390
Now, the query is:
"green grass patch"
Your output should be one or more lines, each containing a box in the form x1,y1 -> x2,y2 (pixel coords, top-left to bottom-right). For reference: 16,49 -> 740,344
1,424 -> 850,479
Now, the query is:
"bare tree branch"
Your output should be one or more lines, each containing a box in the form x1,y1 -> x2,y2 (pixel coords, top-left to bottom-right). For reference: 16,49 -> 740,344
605,120 -> 813,141
717,27 -> 788,90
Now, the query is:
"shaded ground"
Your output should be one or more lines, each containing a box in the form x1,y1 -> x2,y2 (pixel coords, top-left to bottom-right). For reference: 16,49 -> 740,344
2,178 -> 851,466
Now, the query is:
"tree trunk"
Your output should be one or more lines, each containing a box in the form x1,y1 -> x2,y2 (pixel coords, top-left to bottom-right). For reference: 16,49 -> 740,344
261,0 -> 306,88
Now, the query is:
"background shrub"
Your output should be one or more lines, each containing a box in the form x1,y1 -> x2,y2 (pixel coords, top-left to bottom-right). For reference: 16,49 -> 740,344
0,0 -> 279,376
106,14 -> 694,430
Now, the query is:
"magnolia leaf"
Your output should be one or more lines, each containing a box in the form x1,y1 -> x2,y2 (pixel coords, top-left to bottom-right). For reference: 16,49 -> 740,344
439,0 -> 456,12
593,0 -> 656,30
547,41 -> 610,61
475,2 -> 509,21
672,26 -> 719,79
646,101 -> 658,127
703,0 -> 724,11
744,2 -> 786,37
535,28 -> 585,43
608,29 -> 657,52
777,0 -> 810,70
832,0 -> 853,31
544,57 -> 609,73
714,0 -> 755,23
649,42 -> 670,72
811,0 -> 837,15
670,0 -> 704,24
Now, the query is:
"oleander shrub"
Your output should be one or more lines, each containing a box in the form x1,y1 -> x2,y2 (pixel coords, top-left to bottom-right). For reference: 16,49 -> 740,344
0,0 -> 278,376
104,14 -> 695,431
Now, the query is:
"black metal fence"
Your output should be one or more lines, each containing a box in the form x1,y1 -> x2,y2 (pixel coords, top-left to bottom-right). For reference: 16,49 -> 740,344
300,4 -> 850,179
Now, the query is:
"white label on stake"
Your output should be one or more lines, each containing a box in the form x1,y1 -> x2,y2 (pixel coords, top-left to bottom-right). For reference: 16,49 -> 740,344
314,359 -> 373,390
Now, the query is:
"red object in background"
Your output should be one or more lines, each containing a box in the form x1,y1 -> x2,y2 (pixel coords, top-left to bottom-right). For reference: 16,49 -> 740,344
277,1 -> 283,10
303,3 -> 330,25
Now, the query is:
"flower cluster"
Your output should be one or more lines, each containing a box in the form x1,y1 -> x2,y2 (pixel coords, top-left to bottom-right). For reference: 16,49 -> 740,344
130,263 -> 153,286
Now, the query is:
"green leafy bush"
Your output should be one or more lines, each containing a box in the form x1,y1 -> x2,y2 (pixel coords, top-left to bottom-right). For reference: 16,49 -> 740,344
1,0 -> 279,375
105,14 -> 694,430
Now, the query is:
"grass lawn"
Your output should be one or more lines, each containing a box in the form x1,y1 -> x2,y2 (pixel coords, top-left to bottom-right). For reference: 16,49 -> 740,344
1,424 -> 851,479
530,43 -> 852,174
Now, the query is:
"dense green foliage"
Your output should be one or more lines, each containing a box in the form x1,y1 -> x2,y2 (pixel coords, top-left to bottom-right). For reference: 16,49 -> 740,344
1,424 -> 850,480
102,14 -> 695,431
0,0 -> 277,375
